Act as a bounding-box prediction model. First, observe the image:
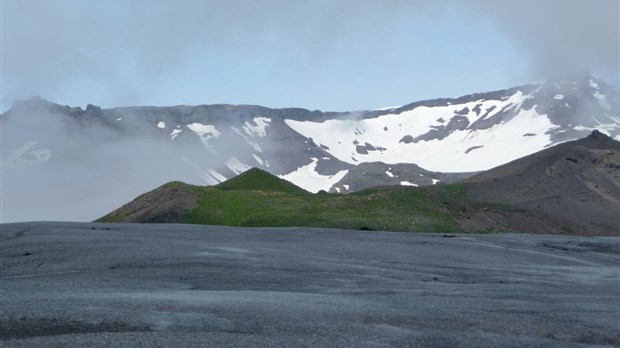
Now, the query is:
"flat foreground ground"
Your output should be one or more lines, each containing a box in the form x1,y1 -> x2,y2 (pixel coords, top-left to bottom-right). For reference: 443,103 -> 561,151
1,222 -> 619,347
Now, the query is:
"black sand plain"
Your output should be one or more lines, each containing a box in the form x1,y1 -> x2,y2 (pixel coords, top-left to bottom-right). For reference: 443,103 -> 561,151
1,222 -> 619,347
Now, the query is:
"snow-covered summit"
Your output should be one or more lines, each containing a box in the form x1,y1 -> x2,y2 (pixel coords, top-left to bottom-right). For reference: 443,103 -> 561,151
286,73 -> 619,172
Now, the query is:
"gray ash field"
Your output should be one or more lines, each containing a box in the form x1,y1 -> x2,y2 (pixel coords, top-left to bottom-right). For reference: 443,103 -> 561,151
1,222 -> 619,347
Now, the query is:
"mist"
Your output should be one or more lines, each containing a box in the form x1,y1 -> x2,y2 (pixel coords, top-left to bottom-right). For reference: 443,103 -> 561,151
2,0 -> 618,112
1,102 -> 220,222
0,98 -> 311,222
471,0 -> 619,83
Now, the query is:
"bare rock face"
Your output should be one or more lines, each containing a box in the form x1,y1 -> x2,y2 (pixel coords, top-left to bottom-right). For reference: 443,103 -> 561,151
85,104 -> 103,117
411,115 -> 470,143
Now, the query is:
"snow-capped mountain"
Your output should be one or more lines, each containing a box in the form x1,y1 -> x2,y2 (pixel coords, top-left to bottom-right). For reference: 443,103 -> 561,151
1,71 -> 618,222
286,71 -> 619,172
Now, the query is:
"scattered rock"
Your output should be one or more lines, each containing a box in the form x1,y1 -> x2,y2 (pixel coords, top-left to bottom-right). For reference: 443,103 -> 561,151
465,145 -> 484,154
399,135 -> 414,144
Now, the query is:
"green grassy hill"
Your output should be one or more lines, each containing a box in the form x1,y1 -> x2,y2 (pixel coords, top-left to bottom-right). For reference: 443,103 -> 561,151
97,131 -> 620,236
182,184 -> 471,232
215,168 -> 310,195
97,168 -> 541,233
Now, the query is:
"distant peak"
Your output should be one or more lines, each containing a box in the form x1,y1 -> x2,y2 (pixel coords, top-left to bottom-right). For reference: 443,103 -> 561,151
85,103 -> 103,116
216,167 -> 309,195
10,96 -> 57,111
17,96 -> 52,105
244,167 -> 269,175
587,130 -> 612,141
547,70 -> 592,84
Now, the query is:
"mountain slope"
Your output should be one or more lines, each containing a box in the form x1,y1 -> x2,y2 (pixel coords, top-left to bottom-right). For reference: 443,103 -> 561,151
460,130 -> 620,234
98,132 -> 620,235
2,72 -> 619,222
101,181 -> 199,224
285,72 -> 619,172
215,167 -> 310,195
97,174 -> 480,233
330,162 -> 476,193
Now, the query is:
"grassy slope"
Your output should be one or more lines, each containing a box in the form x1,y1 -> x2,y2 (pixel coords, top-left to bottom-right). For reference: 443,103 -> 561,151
182,183 -> 477,232
215,168 -> 310,195
98,133 -> 620,235
98,169 -> 521,233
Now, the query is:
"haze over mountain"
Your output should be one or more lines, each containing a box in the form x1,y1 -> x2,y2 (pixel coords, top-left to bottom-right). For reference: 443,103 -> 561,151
1,72 -> 618,223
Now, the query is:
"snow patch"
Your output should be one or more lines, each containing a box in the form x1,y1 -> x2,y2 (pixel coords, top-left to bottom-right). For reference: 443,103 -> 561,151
575,116 -> 619,134
574,126 -> 615,136
553,94 -> 564,100
187,123 -> 220,137
278,158 -> 349,193
243,117 -> 271,137
232,126 -> 262,152
116,117 -> 122,121
593,91 -> 611,110
157,121 -> 166,129
170,129 -> 183,141
343,184 -> 350,190
225,157 -> 252,175
432,179 -> 440,185
285,95 -> 558,172
207,169 -> 227,183
187,123 -> 220,152
252,154 -> 264,165
385,169 -> 394,178
3,141 -> 52,167
575,127 -> 611,136
400,181 -> 418,187
374,105 -> 402,111
589,79 -> 600,89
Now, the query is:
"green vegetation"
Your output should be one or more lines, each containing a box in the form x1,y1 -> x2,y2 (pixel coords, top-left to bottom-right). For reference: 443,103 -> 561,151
98,169 -> 517,233
215,168 -> 310,195
182,181 -> 475,233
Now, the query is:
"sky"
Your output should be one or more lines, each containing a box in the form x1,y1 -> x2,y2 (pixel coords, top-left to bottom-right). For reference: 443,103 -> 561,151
1,0 -> 619,113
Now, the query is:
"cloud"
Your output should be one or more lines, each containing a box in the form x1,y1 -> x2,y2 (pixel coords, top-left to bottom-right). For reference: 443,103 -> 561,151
2,0 -> 618,111
0,102 -> 204,222
0,97 -> 302,222
470,0 -> 619,84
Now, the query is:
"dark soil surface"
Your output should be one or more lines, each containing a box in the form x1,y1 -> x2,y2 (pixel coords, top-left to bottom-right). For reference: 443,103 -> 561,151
1,222 -> 619,347
463,131 -> 620,235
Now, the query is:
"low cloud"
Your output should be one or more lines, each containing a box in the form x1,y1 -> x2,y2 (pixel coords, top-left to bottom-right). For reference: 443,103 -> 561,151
471,0 -> 619,84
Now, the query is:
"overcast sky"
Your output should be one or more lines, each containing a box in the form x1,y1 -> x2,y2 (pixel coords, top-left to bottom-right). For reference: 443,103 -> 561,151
2,0 -> 618,112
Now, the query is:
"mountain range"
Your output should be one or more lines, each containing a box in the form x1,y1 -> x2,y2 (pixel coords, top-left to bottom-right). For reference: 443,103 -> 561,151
1,71 -> 618,222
